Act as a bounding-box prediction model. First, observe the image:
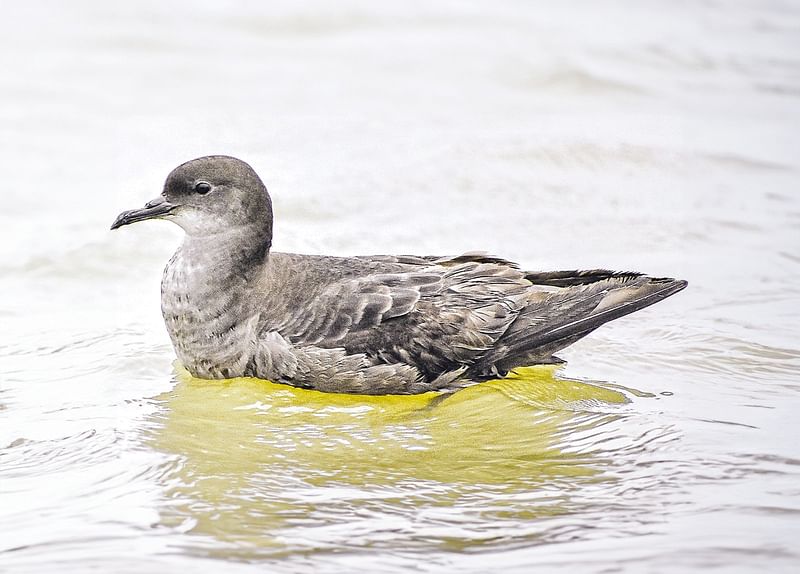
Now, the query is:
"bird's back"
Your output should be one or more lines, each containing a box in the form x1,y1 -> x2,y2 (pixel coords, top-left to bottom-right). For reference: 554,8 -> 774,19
257,252 -> 687,385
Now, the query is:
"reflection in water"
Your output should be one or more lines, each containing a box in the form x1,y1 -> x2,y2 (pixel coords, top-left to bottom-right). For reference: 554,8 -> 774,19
147,366 -> 634,557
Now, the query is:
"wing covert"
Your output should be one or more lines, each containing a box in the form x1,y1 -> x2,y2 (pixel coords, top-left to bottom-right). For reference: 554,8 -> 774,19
279,272 -> 442,345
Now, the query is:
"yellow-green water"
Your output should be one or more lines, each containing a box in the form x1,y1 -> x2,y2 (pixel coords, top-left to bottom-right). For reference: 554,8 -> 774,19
150,366 -> 631,558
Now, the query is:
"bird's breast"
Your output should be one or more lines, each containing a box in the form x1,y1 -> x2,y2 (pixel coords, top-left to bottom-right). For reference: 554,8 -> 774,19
160,252 -> 256,378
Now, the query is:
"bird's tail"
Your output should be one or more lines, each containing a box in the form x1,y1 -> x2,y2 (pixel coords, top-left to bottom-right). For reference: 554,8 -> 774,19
469,270 -> 687,377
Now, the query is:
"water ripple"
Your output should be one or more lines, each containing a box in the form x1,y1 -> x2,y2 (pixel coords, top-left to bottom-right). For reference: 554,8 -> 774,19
125,366 -> 701,559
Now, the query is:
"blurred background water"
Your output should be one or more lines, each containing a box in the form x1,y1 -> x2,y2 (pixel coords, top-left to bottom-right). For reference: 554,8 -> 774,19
1,1 -> 799,572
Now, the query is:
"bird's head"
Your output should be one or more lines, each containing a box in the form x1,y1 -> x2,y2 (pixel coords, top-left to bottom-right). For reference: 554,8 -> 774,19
111,155 -> 273,243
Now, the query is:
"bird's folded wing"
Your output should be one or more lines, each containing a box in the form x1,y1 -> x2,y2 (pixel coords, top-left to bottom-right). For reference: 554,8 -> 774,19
277,271 -> 442,345
277,260 -> 534,373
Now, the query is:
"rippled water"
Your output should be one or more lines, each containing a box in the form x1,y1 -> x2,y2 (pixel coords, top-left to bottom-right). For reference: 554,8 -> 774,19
2,1 -> 800,572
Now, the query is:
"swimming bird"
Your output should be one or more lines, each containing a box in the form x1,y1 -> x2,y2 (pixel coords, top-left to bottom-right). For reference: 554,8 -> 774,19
111,156 -> 687,394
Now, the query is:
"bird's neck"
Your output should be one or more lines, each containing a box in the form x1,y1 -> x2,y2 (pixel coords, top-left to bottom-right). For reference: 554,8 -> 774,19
179,225 -> 271,281
163,226 -> 270,316
160,226 -> 271,378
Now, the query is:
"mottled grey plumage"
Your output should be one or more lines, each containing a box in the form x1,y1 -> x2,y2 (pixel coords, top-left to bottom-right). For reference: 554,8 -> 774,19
111,156 -> 687,394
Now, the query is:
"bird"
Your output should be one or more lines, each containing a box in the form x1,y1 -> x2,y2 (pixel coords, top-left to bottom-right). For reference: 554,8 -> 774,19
111,155 -> 687,395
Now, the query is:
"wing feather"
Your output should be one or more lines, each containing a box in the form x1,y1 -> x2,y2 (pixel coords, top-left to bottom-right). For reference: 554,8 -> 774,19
277,259 -> 533,378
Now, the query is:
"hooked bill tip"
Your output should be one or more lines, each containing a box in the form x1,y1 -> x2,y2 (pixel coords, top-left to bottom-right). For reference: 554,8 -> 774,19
110,211 -> 129,230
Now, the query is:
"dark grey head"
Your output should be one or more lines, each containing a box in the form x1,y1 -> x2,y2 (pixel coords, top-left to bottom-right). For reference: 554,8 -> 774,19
111,156 -> 273,247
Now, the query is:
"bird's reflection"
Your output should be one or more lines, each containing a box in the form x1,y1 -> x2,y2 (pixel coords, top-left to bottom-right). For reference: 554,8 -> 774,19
145,365 -> 631,557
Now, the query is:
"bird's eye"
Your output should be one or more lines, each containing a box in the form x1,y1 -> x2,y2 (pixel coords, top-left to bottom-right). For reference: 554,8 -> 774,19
194,181 -> 212,195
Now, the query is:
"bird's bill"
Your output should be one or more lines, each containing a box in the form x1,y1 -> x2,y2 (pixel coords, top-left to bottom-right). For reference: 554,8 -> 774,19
110,196 -> 177,230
